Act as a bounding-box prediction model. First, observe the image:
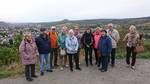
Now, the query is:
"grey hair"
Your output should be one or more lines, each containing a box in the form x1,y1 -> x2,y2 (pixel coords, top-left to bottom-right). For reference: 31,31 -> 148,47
68,29 -> 74,34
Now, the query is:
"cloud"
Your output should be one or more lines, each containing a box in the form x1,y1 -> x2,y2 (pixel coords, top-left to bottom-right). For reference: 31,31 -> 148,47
0,0 -> 150,22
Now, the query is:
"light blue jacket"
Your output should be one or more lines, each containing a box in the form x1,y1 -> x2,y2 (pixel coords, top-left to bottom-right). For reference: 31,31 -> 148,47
65,36 -> 78,54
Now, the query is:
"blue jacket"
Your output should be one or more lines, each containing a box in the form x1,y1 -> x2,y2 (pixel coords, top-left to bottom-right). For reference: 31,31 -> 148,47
65,36 -> 78,54
98,36 -> 112,56
35,34 -> 51,54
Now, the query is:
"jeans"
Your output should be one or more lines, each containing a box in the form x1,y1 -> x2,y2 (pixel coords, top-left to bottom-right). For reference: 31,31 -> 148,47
126,47 -> 137,66
84,47 -> 93,66
25,64 -> 35,79
39,54 -> 51,72
50,48 -> 58,67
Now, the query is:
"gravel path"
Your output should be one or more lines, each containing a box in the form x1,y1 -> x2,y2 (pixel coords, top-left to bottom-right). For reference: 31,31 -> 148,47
0,59 -> 150,84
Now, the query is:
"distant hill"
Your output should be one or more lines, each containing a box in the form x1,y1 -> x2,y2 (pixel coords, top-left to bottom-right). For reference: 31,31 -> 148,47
31,16 -> 150,27
0,16 -> 150,28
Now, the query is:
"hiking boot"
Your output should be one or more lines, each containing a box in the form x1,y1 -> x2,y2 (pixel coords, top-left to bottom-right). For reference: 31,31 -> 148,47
26,78 -> 33,82
46,70 -> 53,72
76,67 -> 82,71
31,75 -> 38,78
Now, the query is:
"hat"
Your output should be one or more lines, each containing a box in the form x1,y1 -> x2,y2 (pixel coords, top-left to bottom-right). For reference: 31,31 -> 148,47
101,29 -> 107,33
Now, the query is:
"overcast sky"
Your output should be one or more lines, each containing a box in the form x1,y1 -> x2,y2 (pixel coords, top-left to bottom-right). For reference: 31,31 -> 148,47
0,0 -> 150,22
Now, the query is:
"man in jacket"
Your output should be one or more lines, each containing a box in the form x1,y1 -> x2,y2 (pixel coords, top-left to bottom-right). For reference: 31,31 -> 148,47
35,28 -> 52,76
48,26 -> 59,68
107,23 -> 120,67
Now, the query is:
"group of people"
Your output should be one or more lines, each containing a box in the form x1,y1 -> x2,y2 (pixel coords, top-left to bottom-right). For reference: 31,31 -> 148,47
19,23 -> 143,81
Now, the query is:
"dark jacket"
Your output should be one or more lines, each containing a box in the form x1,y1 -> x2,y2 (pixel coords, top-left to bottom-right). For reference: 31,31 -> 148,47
35,34 -> 51,54
82,32 -> 94,48
98,36 -> 112,56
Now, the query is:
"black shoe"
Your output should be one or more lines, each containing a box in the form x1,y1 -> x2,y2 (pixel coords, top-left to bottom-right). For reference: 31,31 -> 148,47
95,62 -> 98,65
26,78 -> 33,82
86,64 -> 88,67
31,75 -> 38,78
111,64 -> 115,67
54,64 -> 59,67
76,67 -> 82,71
98,68 -> 102,71
70,69 -> 73,72
47,70 -> 53,72
40,72 -> 44,76
90,64 -> 93,66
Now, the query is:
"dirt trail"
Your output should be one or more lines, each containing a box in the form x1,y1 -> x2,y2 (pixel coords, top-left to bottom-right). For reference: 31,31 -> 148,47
0,59 -> 150,84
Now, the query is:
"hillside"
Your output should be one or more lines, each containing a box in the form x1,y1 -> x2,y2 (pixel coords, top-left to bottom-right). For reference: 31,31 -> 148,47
27,16 -> 150,27
0,16 -> 150,28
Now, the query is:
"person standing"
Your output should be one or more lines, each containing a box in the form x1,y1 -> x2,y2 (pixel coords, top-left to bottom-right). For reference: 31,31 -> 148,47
93,27 -> 102,66
74,26 -> 82,65
98,30 -> 112,72
123,25 -> 139,69
66,29 -> 82,72
35,28 -> 52,76
19,32 -> 38,81
107,23 -> 120,67
82,28 -> 94,67
58,26 -> 69,70
48,26 -> 59,68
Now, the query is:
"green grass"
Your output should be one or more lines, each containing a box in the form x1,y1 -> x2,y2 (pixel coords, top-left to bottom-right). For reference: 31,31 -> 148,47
0,63 -> 41,79
0,63 -> 24,79
116,51 -> 150,59
137,52 -> 150,59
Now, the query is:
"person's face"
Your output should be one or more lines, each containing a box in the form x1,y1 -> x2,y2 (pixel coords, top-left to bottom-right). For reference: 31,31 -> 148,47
96,31 -> 99,35
87,29 -> 90,33
108,25 -> 113,30
101,31 -> 106,37
75,28 -> 79,33
62,28 -> 67,34
43,31 -> 47,34
26,34 -> 32,41
95,29 -> 100,34
52,28 -> 56,32
69,32 -> 74,37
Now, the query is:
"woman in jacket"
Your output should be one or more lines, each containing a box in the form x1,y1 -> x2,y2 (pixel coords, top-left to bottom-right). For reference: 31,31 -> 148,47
98,30 -> 112,72
65,29 -> 82,72
82,28 -> 94,67
94,27 -> 102,66
123,25 -> 139,69
58,26 -> 69,70
74,26 -> 82,65
19,32 -> 38,81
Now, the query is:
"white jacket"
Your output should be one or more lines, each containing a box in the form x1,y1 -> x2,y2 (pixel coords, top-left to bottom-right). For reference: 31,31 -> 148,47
107,29 -> 120,48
